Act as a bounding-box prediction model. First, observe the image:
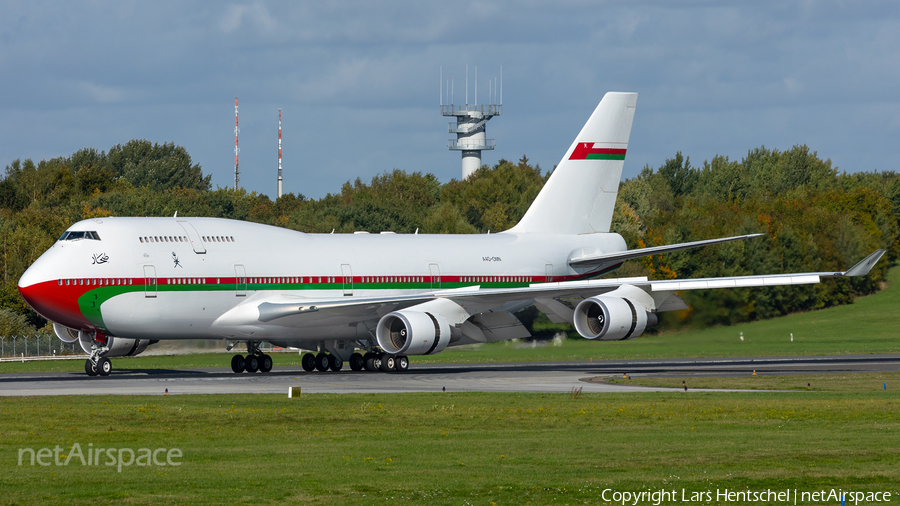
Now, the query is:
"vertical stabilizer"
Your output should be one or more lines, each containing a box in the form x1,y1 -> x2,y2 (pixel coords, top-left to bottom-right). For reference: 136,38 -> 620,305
508,92 -> 637,235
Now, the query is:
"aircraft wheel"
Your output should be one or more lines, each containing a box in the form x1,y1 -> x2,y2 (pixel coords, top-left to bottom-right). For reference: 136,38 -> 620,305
245,354 -> 259,373
381,354 -> 395,372
396,355 -> 409,372
315,353 -> 330,372
231,354 -> 245,373
365,357 -> 377,372
259,354 -> 273,373
85,359 -> 98,377
349,353 -> 364,371
329,355 -> 343,372
373,355 -> 383,371
301,353 -> 316,372
97,357 -> 112,376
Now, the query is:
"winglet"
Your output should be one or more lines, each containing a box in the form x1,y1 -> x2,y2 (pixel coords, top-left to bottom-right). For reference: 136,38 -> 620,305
843,249 -> 886,277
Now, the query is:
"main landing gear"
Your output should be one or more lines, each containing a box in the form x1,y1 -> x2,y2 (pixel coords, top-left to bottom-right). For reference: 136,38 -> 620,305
301,351 -> 409,373
231,341 -> 273,374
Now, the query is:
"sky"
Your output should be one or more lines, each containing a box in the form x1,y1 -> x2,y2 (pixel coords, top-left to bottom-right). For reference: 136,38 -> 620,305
1,1 -> 898,200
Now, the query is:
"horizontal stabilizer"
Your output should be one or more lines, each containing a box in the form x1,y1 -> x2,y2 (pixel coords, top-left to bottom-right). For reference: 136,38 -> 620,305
568,233 -> 764,271
843,249 -> 886,277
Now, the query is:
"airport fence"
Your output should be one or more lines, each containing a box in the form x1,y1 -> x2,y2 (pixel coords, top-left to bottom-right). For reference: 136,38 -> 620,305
0,334 -> 85,360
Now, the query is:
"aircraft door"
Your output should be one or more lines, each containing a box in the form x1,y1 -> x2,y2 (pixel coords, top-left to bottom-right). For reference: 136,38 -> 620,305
143,265 -> 157,298
234,264 -> 247,297
429,263 -> 441,289
545,263 -> 553,282
177,220 -> 207,254
341,264 -> 353,296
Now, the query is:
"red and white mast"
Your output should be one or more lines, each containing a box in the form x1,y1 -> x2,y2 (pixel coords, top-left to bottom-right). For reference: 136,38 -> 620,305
234,97 -> 240,190
277,108 -> 283,198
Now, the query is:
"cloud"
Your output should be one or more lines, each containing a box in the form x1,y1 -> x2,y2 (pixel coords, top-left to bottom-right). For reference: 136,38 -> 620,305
219,1 -> 278,34
1,1 -> 899,197
76,82 -> 130,105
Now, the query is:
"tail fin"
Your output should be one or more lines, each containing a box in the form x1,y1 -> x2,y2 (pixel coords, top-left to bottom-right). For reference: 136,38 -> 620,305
509,92 -> 637,235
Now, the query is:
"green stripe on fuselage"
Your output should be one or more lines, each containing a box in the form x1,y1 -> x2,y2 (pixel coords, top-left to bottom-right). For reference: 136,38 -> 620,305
77,279 -> 550,331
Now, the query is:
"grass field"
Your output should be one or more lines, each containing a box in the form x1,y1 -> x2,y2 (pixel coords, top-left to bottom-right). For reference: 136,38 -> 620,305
2,273 -> 898,504
3,266 -> 899,375
605,371 -> 900,393
0,389 -> 897,505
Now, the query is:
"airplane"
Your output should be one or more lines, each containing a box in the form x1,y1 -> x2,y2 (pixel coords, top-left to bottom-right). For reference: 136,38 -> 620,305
17,92 -> 886,377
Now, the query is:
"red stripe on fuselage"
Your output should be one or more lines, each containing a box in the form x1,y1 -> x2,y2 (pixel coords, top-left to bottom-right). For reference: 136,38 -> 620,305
19,268 -> 620,332
18,279 -> 141,332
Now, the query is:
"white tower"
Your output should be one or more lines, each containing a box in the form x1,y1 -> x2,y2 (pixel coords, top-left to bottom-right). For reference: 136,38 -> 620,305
441,66 -> 502,179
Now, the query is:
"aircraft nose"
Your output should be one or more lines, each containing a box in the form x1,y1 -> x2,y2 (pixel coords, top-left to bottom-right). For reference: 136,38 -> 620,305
18,265 -> 83,328
18,264 -> 49,314
18,264 -> 46,291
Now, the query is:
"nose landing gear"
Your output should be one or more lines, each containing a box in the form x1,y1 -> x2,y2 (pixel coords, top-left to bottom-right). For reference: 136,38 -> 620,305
84,340 -> 112,377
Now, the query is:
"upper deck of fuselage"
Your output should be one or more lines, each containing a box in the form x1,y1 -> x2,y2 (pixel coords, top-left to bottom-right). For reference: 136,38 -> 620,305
20,216 -> 628,288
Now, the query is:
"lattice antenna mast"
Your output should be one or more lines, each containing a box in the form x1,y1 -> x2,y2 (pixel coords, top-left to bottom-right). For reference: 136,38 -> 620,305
234,97 -> 240,190
277,108 -> 283,198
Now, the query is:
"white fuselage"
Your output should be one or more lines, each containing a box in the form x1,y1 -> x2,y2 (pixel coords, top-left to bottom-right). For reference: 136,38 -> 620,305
19,217 -> 626,343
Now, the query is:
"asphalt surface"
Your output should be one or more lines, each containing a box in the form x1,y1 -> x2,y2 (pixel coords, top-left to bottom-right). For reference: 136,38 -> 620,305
2,354 -> 899,396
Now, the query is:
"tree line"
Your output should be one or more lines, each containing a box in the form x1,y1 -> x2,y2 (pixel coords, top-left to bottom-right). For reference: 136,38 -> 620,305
1,140 -> 896,337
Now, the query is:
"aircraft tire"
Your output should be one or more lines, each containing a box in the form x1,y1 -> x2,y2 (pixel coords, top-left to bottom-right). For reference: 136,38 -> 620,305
315,353 -> 330,372
85,359 -> 98,377
381,355 -> 395,372
329,355 -> 343,372
396,355 -> 409,372
245,355 -> 259,373
97,357 -> 112,376
259,354 -> 273,373
231,354 -> 245,373
373,355 -> 383,371
301,353 -> 316,372
365,357 -> 377,372
349,352 -> 364,371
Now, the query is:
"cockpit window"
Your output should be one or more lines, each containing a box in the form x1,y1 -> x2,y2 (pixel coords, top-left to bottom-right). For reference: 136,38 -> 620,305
58,231 -> 101,241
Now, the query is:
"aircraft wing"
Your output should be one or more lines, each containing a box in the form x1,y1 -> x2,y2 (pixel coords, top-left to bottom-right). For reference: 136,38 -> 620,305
218,249 -> 885,328
568,233 -> 764,271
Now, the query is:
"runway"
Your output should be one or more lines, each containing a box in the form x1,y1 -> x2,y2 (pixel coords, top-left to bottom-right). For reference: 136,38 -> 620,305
1,354 -> 899,396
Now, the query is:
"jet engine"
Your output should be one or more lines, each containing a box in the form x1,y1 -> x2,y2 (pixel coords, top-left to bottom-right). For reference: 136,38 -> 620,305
376,309 -> 451,355
573,296 -> 657,341
53,322 -> 81,343
54,323 -> 154,357
92,336 -> 154,357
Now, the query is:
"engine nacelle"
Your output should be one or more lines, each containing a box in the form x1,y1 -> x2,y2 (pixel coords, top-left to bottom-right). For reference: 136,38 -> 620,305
573,296 -> 657,341
61,328 -> 154,358
53,323 -> 82,343
376,310 -> 451,355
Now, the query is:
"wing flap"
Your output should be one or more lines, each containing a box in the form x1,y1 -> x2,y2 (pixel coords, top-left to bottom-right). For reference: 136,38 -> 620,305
652,274 -> 822,291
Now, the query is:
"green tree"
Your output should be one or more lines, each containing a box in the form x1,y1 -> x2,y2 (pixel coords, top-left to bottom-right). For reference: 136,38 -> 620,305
107,140 -> 211,191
